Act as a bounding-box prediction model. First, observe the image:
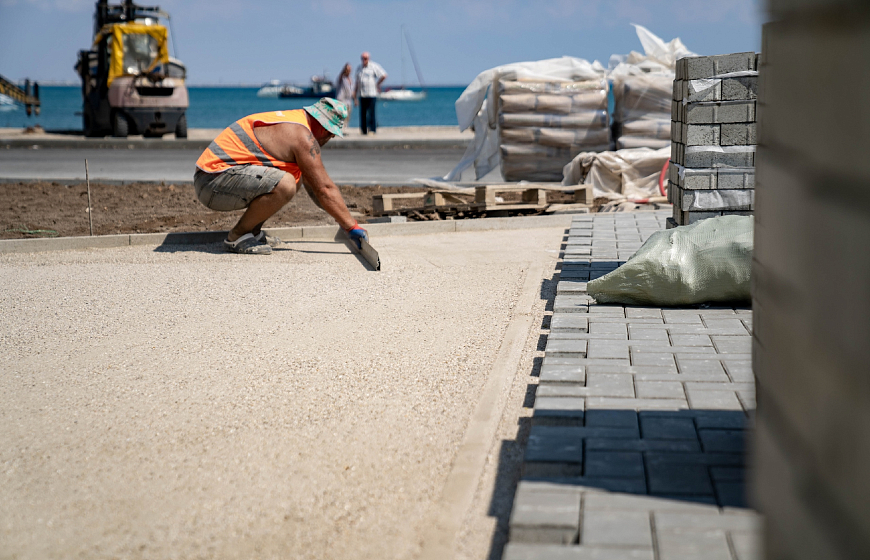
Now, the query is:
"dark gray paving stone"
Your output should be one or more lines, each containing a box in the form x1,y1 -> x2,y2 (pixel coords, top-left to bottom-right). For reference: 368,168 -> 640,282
698,429 -> 746,453
647,463 -> 714,495
641,416 -> 699,440
584,451 -> 645,478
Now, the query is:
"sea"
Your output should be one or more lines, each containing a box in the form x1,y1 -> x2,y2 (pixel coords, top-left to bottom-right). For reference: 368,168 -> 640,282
0,85 -> 467,131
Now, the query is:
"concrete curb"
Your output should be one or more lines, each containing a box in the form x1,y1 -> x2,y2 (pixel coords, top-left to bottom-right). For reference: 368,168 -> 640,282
0,137 -> 470,151
0,214 -> 575,254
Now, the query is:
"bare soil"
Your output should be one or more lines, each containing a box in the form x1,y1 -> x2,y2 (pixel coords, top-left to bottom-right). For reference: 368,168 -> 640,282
0,181 -> 427,239
1,181 -> 581,239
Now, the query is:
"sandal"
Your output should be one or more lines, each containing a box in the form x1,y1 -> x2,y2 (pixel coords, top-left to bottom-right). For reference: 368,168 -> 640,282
224,233 -> 272,254
253,231 -> 282,247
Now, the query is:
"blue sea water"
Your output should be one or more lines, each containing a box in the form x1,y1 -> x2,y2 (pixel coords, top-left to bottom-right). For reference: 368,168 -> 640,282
0,85 -> 466,131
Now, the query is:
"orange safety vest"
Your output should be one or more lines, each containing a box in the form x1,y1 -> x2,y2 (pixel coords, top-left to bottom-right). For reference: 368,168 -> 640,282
195,110 -> 311,180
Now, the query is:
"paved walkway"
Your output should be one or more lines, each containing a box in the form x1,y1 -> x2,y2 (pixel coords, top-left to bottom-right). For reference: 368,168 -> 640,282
504,211 -> 761,560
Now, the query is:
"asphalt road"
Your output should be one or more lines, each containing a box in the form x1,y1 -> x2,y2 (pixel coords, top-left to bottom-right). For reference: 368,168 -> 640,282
0,147 -> 495,184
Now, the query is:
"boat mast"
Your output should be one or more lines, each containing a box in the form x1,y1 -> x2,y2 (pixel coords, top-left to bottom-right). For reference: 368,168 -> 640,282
403,26 -> 426,91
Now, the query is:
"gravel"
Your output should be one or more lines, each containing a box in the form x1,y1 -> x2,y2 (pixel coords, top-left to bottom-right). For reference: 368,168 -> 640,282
0,227 -> 562,560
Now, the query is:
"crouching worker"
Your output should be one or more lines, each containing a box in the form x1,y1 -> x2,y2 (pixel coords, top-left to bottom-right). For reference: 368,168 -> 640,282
193,98 -> 368,254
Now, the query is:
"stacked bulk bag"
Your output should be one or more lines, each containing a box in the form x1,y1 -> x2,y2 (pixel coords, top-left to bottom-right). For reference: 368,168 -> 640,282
496,79 -> 611,181
444,56 -> 608,182
611,72 -> 674,149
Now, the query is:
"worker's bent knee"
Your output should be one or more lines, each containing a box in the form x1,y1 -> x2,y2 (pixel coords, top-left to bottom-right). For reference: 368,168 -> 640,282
271,175 -> 298,203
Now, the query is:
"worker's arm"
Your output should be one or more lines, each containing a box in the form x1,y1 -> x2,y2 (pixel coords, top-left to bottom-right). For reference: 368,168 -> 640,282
292,129 -> 357,231
376,74 -> 387,93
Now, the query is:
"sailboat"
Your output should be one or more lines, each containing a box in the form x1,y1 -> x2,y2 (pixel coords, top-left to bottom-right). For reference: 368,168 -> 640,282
380,26 -> 426,101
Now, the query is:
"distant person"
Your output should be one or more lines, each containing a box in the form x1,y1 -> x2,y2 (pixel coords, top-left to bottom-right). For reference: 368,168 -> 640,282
335,63 -> 354,131
353,52 -> 387,135
193,98 -> 368,255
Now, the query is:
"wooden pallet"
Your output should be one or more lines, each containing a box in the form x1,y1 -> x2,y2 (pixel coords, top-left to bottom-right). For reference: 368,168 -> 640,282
371,184 -> 593,218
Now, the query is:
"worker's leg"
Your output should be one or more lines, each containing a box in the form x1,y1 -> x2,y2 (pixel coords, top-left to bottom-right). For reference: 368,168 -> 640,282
194,166 -> 292,242
228,173 -> 297,242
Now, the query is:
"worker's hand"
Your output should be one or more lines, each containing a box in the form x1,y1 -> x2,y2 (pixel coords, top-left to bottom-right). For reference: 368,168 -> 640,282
345,221 -> 368,249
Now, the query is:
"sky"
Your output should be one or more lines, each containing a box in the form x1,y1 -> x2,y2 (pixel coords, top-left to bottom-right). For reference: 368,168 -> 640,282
0,0 -> 765,86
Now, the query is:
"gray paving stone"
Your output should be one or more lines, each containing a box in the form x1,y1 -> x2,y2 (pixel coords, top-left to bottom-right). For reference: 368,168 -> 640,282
636,346 -> 717,356
548,332 -> 597,340
628,330 -> 671,342
640,416 -> 698,440
670,334 -> 714,347
584,451 -> 645,478
554,295 -> 591,313
582,510 -> 652,548
503,543 -> 654,560
590,317 -> 664,325
546,338 -> 588,358
730,530 -> 762,560
589,322 -> 628,335
677,358 -> 726,375
582,492 -> 720,512
685,388 -> 743,411
631,353 -> 678,368
635,381 -> 685,400
711,335 -> 752,354
586,341 -> 630,360
551,314 -> 590,332
540,364 -> 586,385
509,483 -> 582,544
536,385 -> 588,398
586,306 -> 625,317
543,357 -> 632,368
586,364 -> 678,375
586,373 -> 635,397
586,398 -> 689,411
662,311 -> 704,324
698,429 -> 746,453
722,360 -> 753,382
556,281 -> 589,295
625,308 -> 663,319
655,529 -> 732,560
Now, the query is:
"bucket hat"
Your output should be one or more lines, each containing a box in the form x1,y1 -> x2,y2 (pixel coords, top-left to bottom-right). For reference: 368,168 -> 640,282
304,98 -> 348,138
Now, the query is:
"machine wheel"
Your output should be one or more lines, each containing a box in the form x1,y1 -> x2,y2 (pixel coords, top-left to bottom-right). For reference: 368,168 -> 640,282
112,111 -> 129,138
174,113 -> 188,139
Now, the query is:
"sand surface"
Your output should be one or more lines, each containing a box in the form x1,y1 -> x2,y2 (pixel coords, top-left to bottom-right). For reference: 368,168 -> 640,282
0,227 -> 562,560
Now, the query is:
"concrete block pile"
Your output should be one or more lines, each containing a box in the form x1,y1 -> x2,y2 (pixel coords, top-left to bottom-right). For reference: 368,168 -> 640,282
611,73 -> 674,150
497,80 -> 611,182
667,52 -> 759,228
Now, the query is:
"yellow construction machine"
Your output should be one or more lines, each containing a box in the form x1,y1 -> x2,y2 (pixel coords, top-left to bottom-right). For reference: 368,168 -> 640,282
75,0 -> 188,138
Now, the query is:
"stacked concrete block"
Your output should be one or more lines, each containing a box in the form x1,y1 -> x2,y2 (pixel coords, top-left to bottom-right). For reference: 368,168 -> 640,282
667,52 -> 759,228
612,72 -> 674,150
496,80 -> 611,182
753,2 -> 870,560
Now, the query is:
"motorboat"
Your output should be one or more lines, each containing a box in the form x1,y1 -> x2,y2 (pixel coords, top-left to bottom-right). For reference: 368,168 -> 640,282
257,74 -> 335,99
379,88 -> 425,101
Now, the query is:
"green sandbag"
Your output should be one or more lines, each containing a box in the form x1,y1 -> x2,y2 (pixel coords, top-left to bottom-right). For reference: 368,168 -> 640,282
587,215 -> 753,306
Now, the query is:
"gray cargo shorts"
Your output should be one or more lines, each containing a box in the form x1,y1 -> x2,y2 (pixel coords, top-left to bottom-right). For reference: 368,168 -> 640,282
193,165 -> 289,211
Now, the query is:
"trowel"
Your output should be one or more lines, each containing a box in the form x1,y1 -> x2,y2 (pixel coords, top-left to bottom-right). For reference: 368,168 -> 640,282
357,237 -> 381,271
